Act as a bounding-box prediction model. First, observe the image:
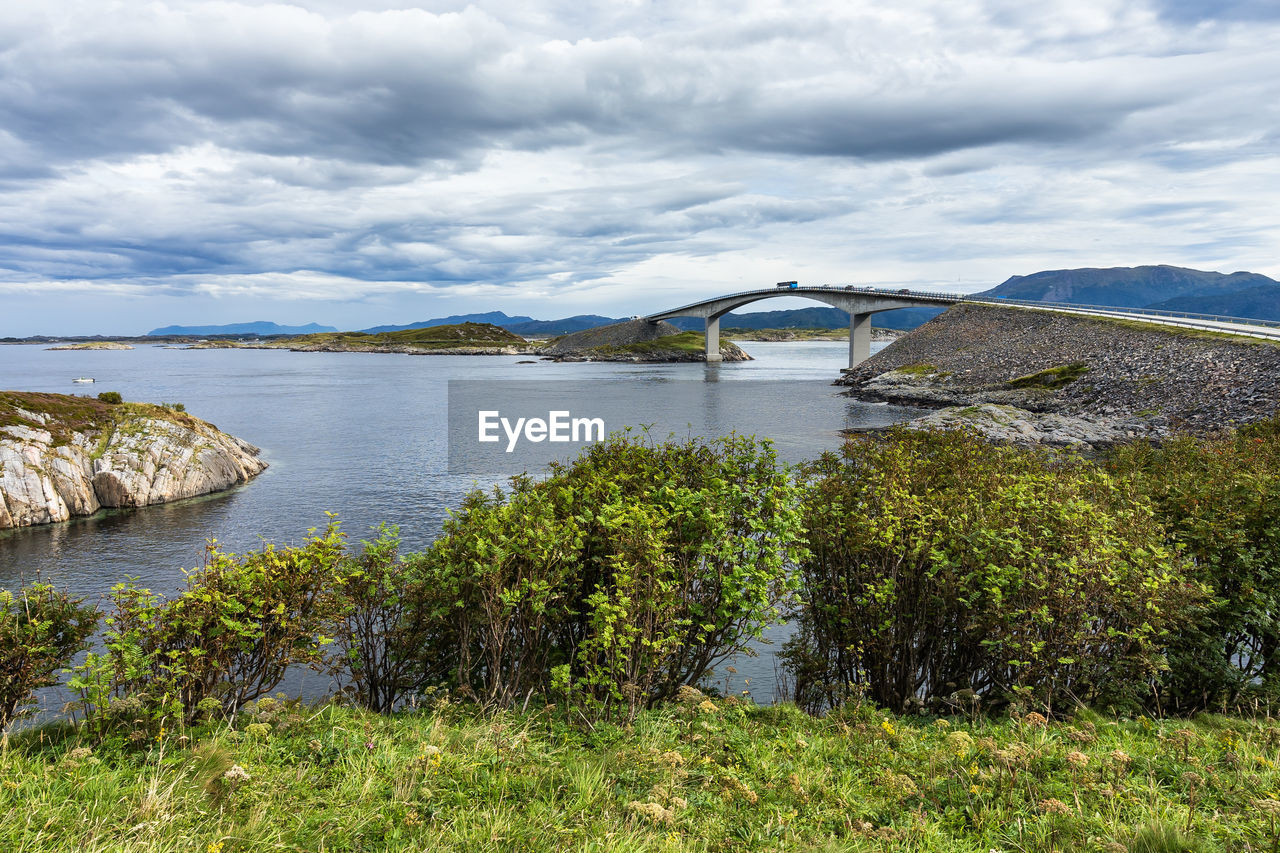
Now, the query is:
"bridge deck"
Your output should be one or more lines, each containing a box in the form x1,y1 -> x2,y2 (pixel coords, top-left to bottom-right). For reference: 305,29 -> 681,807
646,285 -> 1280,343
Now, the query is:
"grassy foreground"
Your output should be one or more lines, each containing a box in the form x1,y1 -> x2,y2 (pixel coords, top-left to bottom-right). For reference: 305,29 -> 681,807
5,695 -> 1280,852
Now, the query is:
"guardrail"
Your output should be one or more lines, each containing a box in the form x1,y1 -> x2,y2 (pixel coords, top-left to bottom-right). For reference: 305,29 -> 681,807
961,295 -> 1280,330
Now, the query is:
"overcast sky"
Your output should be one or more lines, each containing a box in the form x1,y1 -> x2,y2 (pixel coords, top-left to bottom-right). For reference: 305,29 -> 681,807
2,0 -> 1278,335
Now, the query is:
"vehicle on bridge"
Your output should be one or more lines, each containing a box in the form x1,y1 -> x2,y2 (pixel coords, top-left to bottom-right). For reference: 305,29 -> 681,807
776,281 -> 798,289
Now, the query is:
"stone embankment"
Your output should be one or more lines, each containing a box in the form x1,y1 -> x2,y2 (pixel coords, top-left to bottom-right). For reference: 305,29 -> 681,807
544,319 -> 751,362
839,304 -> 1280,448
0,392 -> 266,529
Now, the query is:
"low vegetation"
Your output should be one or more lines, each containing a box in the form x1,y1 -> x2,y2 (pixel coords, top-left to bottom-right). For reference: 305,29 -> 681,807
892,362 -> 950,377
7,697 -> 1280,851
1006,361 -> 1091,389
0,584 -> 98,731
273,322 -> 527,350
7,424 -> 1280,850
1107,420 -> 1280,713
785,429 -> 1190,716
0,391 -> 202,447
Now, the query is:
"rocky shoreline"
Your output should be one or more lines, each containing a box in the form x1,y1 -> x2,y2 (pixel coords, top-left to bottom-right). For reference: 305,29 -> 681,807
258,342 -> 537,356
0,392 -> 267,529
46,342 -> 134,351
839,304 -> 1280,448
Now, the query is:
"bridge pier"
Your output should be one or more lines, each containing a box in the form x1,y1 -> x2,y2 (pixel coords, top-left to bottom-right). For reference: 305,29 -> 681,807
848,312 -> 871,368
705,316 -> 722,363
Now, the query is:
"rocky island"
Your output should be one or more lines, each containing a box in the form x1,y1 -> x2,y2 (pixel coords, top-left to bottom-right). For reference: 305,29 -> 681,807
46,342 -> 134,351
840,303 -> 1280,448
253,322 -> 538,355
543,319 -> 751,362
0,391 -> 266,529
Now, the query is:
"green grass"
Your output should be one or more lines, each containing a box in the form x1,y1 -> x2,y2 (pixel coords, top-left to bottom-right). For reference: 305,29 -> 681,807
275,322 -> 527,350
0,391 -> 209,449
1006,362 -> 1091,390
893,363 -> 951,378
5,698 -> 1280,851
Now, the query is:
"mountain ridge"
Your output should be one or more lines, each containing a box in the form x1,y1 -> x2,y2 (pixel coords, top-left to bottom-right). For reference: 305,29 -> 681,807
141,266 -> 1280,341
978,265 -> 1280,316
146,321 -> 338,336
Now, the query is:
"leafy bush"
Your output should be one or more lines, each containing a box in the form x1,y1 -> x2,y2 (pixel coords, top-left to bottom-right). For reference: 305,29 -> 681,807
424,432 -> 806,718
95,391 -> 122,404
783,428 -> 1196,715
72,521 -> 347,724
329,525 -> 459,713
0,583 -> 99,731
1106,420 -> 1280,712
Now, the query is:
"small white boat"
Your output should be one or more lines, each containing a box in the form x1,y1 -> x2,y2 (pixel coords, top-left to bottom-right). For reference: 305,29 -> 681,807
72,377 -> 95,383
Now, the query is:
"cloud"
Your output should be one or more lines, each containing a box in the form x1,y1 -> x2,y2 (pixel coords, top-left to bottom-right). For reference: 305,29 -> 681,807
0,0 -> 1277,334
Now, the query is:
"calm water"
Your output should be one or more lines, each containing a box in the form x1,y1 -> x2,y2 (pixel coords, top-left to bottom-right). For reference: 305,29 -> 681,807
1,339 -> 914,706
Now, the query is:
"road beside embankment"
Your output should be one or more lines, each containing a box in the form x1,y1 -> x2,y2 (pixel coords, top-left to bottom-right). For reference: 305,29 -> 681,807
838,303 -> 1280,447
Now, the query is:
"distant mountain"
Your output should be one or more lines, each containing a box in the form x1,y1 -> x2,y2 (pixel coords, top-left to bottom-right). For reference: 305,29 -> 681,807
368,306 -> 942,337
146,321 -> 338,336
1147,284 -> 1280,318
360,311 -> 534,334
979,265 -> 1280,318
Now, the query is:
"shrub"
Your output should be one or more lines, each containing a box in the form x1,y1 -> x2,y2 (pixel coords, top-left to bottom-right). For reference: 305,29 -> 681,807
783,428 -> 1196,715
0,583 -> 99,731
73,521 -> 347,724
329,526 -> 459,713
96,391 -> 123,404
1106,421 -> 1280,712
424,432 -> 806,718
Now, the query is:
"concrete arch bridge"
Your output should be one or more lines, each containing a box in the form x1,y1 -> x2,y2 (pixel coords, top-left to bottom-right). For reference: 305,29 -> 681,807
644,285 -> 960,366
645,284 -> 1280,368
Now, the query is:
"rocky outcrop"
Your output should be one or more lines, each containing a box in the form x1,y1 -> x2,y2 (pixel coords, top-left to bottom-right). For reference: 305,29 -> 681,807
46,342 -> 134,350
275,342 -> 533,355
838,304 -> 1280,447
0,392 -> 266,529
248,321 -> 537,356
544,319 -> 752,362
892,404 -> 1168,450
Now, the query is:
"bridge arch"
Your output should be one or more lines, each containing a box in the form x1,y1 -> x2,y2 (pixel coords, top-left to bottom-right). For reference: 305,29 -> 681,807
645,286 -> 958,366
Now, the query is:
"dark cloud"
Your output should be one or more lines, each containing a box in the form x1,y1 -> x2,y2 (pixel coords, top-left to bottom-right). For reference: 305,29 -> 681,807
0,1 -> 1277,336
0,3 -> 1204,172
